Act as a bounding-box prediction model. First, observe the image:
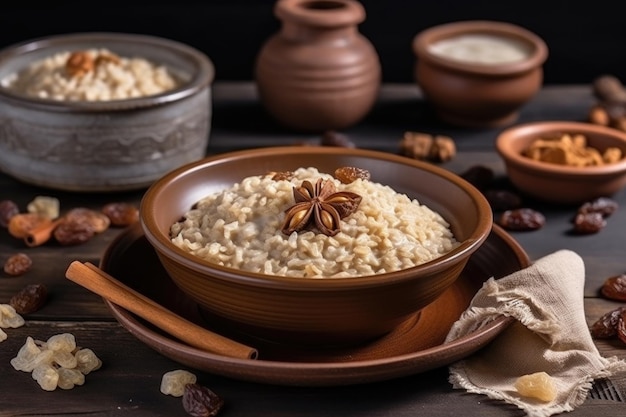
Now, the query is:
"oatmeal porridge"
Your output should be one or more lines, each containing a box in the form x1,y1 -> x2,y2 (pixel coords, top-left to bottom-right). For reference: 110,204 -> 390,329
170,167 -> 459,278
2,48 -> 180,101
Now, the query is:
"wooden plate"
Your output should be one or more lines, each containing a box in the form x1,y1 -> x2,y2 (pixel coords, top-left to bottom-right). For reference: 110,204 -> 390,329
100,223 -> 529,386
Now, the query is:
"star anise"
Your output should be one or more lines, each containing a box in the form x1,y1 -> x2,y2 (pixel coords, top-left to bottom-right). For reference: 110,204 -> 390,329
281,178 -> 362,236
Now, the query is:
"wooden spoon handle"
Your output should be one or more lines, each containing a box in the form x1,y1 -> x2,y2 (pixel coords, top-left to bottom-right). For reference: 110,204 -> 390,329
65,261 -> 258,360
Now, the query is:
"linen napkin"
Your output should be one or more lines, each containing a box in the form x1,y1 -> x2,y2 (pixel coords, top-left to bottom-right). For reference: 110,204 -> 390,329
446,249 -> 626,417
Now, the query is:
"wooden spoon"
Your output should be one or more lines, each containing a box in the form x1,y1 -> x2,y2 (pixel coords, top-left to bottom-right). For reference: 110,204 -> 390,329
65,261 -> 258,360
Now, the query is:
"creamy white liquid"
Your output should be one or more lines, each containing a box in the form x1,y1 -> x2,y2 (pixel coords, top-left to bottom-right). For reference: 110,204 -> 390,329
428,34 -> 531,65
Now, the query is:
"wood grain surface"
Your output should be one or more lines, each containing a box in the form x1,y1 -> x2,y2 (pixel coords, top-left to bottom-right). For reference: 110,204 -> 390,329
1,83 -> 625,417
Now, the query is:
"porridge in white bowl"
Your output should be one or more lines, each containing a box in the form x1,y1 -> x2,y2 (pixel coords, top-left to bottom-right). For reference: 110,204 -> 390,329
170,167 -> 459,278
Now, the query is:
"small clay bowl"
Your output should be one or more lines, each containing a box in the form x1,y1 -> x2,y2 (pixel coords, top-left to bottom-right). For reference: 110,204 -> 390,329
412,20 -> 548,128
496,121 -> 626,204
140,146 -> 493,347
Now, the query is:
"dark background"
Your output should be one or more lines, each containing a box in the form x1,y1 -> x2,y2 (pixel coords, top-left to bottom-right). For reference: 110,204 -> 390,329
0,1 -> 624,85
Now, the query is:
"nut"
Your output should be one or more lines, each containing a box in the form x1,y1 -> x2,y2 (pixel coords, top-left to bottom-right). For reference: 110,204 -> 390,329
65,51 -> 95,77
592,75 -> 626,103
523,133 -> 622,166
400,131 -> 456,162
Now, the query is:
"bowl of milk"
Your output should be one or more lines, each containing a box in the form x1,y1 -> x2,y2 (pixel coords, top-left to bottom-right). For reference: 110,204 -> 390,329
413,20 -> 548,128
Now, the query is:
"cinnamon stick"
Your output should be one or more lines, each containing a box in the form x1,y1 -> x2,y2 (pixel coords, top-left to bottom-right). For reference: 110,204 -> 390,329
65,261 -> 258,360
25,218 -> 63,247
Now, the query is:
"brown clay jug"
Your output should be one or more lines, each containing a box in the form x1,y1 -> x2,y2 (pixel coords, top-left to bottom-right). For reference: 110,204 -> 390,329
255,0 -> 381,132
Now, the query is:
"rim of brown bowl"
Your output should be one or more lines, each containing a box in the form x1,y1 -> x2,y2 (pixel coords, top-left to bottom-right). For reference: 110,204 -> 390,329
495,121 -> 626,180
140,146 -> 493,291
412,20 -> 548,76
0,32 -> 214,112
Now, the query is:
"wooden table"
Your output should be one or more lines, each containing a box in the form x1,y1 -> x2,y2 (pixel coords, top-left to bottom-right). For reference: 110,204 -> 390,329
1,83 -> 625,416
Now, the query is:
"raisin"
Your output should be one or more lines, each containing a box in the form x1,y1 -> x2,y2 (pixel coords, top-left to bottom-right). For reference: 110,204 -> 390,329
334,166 -> 371,184
0,200 -> 20,228
498,208 -> 545,231
182,383 -> 224,417
484,189 -> 522,211
601,274 -> 626,301
321,130 -> 356,148
590,307 -> 624,338
572,212 -> 606,234
10,283 -> 48,315
459,165 -> 494,191
101,202 -> 139,227
53,220 -> 95,246
3,253 -> 33,276
269,171 -> 294,182
578,197 -> 619,217
64,208 -> 110,233
7,213 -> 51,239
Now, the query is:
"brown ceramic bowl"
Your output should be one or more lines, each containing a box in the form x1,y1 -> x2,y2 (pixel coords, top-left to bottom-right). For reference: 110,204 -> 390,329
140,146 -> 493,347
412,20 -> 548,128
496,121 -> 626,204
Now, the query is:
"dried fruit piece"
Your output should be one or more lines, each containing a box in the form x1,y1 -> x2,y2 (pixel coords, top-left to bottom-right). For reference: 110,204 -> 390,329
460,165 -> 494,191
102,202 -> 139,227
618,310 -> 626,345
8,213 -> 51,239
64,207 -> 110,233
334,166 -> 371,184
183,383 -> 224,417
484,189 -> 522,211
514,372 -> 558,402
4,253 -> 33,276
0,199 -> 20,228
578,197 -> 618,218
27,196 -> 60,220
268,171 -> 294,181
321,130 -> 356,148
53,220 -> 95,246
593,74 -> 626,103
94,51 -> 121,67
160,369 -> 197,397
572,212 -> 606,234
590,307 -> 624,338
601,274 -> 626,301
10,283 -> 48,315
498,208 -> 546,231
66,51 -> 94,77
